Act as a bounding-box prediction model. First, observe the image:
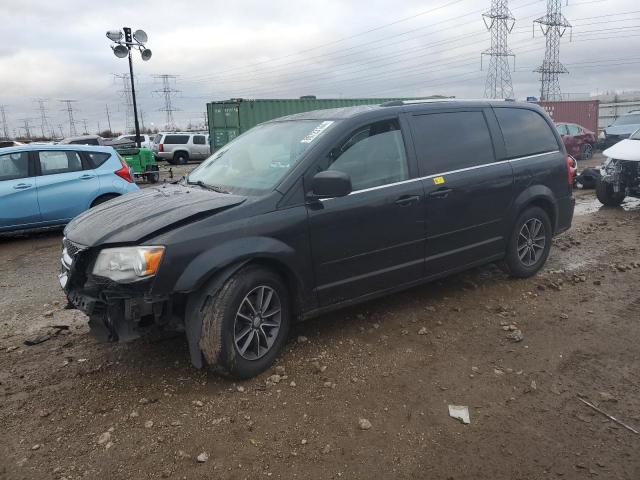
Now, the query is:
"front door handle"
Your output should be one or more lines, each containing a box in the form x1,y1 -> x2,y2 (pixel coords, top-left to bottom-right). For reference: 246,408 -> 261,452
13,183 -> 32,190
429,187 -> 453,198
79,174 -> 95,180
395,194 -> 421,206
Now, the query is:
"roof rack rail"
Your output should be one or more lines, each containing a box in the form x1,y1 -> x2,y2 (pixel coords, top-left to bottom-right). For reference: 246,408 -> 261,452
381,98 -> 515,107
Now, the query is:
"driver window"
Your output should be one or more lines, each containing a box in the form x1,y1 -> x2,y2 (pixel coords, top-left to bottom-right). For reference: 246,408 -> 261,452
323,120 -> 408,191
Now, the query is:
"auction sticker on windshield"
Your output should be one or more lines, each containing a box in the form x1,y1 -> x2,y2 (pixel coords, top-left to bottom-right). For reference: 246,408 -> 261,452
300,121 -> 334,144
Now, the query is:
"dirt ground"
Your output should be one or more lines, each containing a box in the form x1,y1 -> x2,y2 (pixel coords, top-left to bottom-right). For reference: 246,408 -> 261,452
1,155 -> 640,480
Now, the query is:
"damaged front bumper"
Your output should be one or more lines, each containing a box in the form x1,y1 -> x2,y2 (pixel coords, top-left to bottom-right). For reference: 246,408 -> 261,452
59,237 -> 179,343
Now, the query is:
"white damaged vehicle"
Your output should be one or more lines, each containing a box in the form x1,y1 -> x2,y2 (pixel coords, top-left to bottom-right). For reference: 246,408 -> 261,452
597,128 -> 640,206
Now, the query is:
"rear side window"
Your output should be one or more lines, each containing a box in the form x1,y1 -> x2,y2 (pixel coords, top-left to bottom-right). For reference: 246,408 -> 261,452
495,108 -> 559,158
38,151 -> 83,175
193,135 -> 206,145
410,111 -> 495,175
0,152 -> 29,181
556,124 -> 568,135
163,135 -> 189,144
567,124 -> 581,135
85,152 -> 111,168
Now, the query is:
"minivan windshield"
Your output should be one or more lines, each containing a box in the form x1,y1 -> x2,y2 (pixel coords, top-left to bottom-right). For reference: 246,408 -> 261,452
186,120 -> 337,195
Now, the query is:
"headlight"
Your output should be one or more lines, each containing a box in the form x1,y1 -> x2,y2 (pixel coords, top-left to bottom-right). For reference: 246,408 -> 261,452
92,246 -> 165,283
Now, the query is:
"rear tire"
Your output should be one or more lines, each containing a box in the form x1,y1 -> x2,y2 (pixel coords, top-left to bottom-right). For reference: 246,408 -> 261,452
91,194 -> 118,208
174,152 -> 188,165
148,171 -> 160,183
199,266 -> 291,379
596,178 -> 625,206
504,207 -> 552,278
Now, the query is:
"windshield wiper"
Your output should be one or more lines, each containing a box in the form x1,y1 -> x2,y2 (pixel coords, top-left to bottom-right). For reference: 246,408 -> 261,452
186,180 -> 230,194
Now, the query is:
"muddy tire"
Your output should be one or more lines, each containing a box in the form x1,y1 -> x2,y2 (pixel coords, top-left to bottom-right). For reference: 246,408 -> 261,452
503,207 -> 552,278
596,178 -> 625,206
199,266 -> 290,379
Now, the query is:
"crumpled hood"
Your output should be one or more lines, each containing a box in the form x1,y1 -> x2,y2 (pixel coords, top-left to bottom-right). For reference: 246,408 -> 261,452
603,139 -> 640,162
65,184 -> 246,246
605,124 -> 640,136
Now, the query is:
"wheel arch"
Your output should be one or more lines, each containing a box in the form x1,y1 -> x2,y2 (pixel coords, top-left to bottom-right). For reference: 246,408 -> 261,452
180,239 -> 307,369
510,186 -> 558,234
90,192 -> 120,208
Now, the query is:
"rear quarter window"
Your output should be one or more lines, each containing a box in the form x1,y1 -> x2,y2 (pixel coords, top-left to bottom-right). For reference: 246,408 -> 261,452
85,152 -> 111,168
495,108 -> 559,158
410,111 -> 495,175
163,135 -> 189,144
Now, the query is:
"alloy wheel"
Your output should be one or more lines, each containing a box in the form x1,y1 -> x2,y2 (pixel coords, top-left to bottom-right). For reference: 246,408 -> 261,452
233,285 -> 282,360
517,218 -> 546,267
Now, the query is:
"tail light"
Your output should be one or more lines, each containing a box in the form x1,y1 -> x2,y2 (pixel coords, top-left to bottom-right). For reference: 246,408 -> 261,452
115,159 -> 134,183
159,144 -> 164,152
566,155 -> 576,187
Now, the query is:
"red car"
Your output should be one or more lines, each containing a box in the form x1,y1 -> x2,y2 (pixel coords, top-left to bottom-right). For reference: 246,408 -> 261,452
556,123 -> 597,160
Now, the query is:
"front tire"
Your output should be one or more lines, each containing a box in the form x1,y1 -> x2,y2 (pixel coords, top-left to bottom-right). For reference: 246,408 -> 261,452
580,143 -> 593,160
596,178 -> 625,206
504,207 -> 552,278
199,266 -> 291,379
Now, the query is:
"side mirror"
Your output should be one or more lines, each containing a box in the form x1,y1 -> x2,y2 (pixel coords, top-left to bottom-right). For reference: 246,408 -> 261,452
309,170 -> 352,199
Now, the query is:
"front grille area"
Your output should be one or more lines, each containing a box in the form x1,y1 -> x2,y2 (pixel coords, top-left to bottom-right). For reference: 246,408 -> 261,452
62,237 -> 86,262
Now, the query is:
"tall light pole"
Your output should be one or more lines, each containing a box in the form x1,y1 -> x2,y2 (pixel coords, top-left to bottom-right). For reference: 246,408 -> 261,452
106,27 -> 152,147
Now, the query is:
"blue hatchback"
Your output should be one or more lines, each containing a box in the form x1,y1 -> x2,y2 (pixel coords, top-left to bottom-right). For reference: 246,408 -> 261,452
0,144 -> 139,233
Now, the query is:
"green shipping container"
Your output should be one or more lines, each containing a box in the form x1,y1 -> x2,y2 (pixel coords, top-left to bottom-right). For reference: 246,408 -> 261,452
206,97 -> 444,149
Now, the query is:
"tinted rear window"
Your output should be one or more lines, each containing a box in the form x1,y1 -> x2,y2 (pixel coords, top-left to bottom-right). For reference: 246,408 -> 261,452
495,108 -> 559,158
163,135 -> 189,144
410,111 -> 495,175
86,151 -> 111,168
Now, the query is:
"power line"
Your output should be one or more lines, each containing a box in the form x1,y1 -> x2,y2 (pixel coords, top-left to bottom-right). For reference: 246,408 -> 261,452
153,74 -> 180,131
482,0 -> 516,99
59,100 -> 78,137
114,73 -> 134,133
105,104 -> 112,133
182,0 -> 469,82
18,118 -> 33,139
534,0 -> 572,100
34,98 -> 52,138
0,105 -> 9,139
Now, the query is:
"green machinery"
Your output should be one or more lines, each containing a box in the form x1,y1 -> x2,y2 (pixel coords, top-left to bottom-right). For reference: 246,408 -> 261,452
116,146 -> 160,183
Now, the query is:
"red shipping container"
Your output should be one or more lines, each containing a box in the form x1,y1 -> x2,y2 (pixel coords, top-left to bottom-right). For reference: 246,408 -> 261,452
536,100 -> 600,134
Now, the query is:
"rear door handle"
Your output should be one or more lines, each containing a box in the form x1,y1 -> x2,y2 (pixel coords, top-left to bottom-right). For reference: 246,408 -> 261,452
13,183 -> 32,190
79,174 -> 95,180
395,194 -> 421,206
429,188 -> 453,198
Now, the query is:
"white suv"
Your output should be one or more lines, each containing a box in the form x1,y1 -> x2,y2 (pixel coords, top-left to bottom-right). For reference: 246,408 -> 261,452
151,132 -> 210,164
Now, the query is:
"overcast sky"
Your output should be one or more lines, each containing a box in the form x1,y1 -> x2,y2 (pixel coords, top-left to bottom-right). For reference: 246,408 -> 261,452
0,0 -> 638,136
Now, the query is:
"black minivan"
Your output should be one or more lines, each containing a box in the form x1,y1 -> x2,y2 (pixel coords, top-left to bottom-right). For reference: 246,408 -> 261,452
60,100 -> 575,378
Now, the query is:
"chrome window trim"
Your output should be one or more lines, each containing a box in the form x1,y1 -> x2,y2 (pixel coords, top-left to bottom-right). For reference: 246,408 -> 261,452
320,150 -> 559,200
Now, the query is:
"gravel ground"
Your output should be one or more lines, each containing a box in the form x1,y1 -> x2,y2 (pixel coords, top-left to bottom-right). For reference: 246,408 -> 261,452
1,154 -> 640,480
